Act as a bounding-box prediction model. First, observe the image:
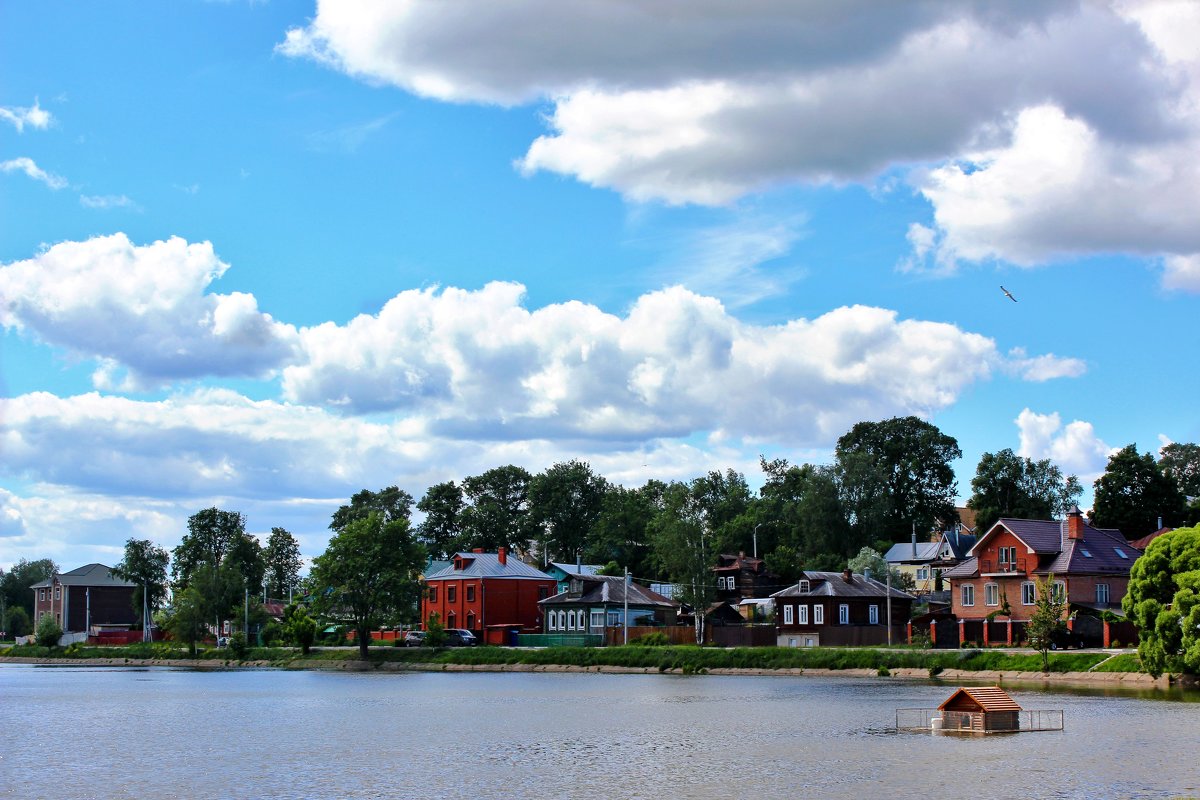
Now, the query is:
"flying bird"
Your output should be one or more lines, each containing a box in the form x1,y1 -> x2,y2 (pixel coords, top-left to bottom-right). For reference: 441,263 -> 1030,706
1000,285 -> 1017,303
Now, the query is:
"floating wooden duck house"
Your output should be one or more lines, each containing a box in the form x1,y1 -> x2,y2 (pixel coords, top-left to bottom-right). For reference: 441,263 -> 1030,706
936,686 -> 1021,733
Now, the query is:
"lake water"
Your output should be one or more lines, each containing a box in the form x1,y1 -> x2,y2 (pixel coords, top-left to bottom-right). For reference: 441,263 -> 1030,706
1,665 -> 1197,799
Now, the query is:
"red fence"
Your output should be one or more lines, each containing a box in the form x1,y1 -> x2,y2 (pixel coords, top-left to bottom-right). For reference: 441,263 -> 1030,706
89,630 -> 166,645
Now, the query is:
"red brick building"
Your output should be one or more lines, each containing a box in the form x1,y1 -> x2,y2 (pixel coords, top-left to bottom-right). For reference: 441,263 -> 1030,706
942,507 -> 1136,646
31,563 -> 137,634
421,549 -> 557,645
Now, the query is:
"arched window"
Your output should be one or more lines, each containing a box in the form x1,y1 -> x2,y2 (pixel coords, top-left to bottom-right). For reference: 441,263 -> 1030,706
447,611 -> 457,628
466,611 -> 476,630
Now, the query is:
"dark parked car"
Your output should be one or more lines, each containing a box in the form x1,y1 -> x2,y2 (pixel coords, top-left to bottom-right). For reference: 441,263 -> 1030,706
446,629 -> 478,647
1049,627 -> 1087,650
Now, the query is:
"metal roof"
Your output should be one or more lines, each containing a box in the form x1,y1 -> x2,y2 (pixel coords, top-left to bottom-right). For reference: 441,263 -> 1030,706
30,563 -> 134,589
424,552 -> 555,581
770,571 -> 914,600
540,575 -> 675,608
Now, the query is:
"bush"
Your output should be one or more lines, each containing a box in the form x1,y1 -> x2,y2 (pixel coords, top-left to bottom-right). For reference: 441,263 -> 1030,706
632,631 -> 669,647
877,665 -> 891,677
35,613 -> 62,648
228,631 -> 248,660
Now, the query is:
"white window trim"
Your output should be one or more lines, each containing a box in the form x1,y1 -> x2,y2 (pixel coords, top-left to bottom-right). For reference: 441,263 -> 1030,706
1022,582 -> 1036,606
783,604 -> 794,625
814,605 -> 824,625
1096,583 -> 1110,605
961,584 -> 975,607
985,583 -> 999,607
838,604 -> 849,625
798,605 -> 808,625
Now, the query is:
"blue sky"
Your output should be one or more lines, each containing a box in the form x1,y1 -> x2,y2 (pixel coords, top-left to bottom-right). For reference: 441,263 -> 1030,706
3,1 -> 1198,570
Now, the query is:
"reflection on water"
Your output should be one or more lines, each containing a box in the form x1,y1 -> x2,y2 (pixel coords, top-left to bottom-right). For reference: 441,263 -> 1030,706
0,664 -> 1196,800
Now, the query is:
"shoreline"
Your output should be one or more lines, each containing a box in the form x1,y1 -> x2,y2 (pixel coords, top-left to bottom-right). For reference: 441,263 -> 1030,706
1,654 -> 1186,690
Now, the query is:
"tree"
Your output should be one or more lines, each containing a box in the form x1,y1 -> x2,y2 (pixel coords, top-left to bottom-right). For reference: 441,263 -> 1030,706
6,606 -> 31,638
1,558 -> 58,622
1025,575 -> 1068,673
281,603 -> 317,654
529,460 -> 609,563
417,481 -> 466,560
835,417 -> 961,542
330,486 -> 414,532
1159,442 -> 1200,498
760,457 -> 853,563
459,465 -> 535,554
167,586 -> 208,656
264,527 -> 303,599
586,481 -> 663,577
1091,444 -> 1187,539
35,612 -> 62,648
174,508 -> 256,634
689,468 -> 753,556
113,538 -> 170,627
967,448 -> 1082,532
846,546 -> 914,592
648,481 -> 713,645
1122,525 -> 1200,677
309,512 -> 426,659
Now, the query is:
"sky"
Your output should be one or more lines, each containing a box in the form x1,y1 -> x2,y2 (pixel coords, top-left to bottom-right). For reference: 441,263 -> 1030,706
2,1 -> 1199,572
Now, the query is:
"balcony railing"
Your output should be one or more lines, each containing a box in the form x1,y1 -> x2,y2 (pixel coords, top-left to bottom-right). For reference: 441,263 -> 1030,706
978,557 -> 1028,575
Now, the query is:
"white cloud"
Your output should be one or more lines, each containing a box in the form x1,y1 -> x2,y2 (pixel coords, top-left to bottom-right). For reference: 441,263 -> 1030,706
1162,254 -> 1200,292
1,157 -> 67,189
79,193 -> 138,210
1005,348 -> 1087,382
0,99 -> 52,132
1015,408 -> 1114,480
283,281 -> 1067,444
0,233 -> 300,389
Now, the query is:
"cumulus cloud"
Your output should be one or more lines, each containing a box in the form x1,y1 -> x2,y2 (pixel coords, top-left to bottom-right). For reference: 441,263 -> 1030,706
0,99 -> 52,132
0,233 -> 299,389
281,281 -> 1071,444
1005,348 -> 1087,382
1,157 -> 67,189
1016,408 -> 1114,479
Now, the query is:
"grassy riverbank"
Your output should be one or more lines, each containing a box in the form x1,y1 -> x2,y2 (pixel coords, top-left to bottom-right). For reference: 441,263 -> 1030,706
0,641 -> 1137,675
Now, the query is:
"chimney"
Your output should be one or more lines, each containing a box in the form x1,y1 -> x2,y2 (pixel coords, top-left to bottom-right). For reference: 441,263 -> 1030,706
498,547 -> 507,565
842,568 -> 853,583
1067,506 -> 1085,541
911,532 -> 917,560
473,548 -> 483,554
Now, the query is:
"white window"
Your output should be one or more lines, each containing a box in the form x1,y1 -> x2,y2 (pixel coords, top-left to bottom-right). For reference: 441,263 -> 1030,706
798,580 -> 810,593
55,587 -> 61,600
727,577 -> 736,590
1096,583 -> 1110,605
985,583 -> 999,606
814,605 -> 824,625
558,610 -> 566,631
869,605 -> 879,625
797,605 -> 808,625
548,612 -> 556,631
39,589 -> 45,601
608,611 -> 620,626
916,567 -> 929,581
1022,582 -> 1036,605
961,584 -> 975,607
838,604 -> 849,625
717,577 -> 726,590
783,604 -> 794,625
590,611 -> 605,630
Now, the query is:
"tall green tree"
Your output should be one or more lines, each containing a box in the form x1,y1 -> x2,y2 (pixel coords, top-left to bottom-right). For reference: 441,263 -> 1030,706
648,481 -> 712,645
689,468 -> 754,556
1122,525 -> 1200,677
309,512 -> 426,659
167,586 -> 208,656
585,480 -> 663,576
113,538 -> 170,627
330,486 -> 414,532
460,465 -> 535,553
263,527 -> 303,599
417,481 -> 466,560
1159,442 -> 1200,498
967,448 -> 1082,532
1091,444 -> 1187,539
174,508 -> 253,632
760,457 -> 853,563
0,558 -> 57,623
834,416 -> 961,541
529,460 -> 609,563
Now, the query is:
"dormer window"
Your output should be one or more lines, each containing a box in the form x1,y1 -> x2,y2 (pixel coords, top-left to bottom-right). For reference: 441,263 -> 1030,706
569,578 -> 583,597
798,579 -> 810,593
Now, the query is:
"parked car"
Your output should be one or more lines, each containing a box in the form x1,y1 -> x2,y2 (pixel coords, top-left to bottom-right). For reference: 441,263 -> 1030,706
402,630 -> 426,647
446,628 -> 478,647
1049,628 -> 1087,650
217,637 -> 230,648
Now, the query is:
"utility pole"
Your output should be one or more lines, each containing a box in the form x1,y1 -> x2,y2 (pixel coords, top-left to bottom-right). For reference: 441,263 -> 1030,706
886,568 -> 893,646
143,580 -> 150,643
623,567 -> 629,645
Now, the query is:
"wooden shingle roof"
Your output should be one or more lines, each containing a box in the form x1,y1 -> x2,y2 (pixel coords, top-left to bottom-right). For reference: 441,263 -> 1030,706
938,686 -> 1022,713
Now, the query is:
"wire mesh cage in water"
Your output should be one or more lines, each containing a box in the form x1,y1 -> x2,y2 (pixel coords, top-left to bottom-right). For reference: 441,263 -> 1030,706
896,707 -> 1064,734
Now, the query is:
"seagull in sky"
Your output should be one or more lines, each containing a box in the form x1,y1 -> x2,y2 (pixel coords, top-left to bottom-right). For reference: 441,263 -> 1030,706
1000,285 -> 1017,303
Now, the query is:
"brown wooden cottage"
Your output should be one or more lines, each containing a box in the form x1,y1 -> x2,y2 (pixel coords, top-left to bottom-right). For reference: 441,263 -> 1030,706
771,569 -> 914,647
937,687 -> 1021,733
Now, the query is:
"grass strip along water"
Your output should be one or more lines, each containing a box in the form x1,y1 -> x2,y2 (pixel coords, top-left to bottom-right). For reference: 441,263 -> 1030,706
2,641 -> 1122,675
